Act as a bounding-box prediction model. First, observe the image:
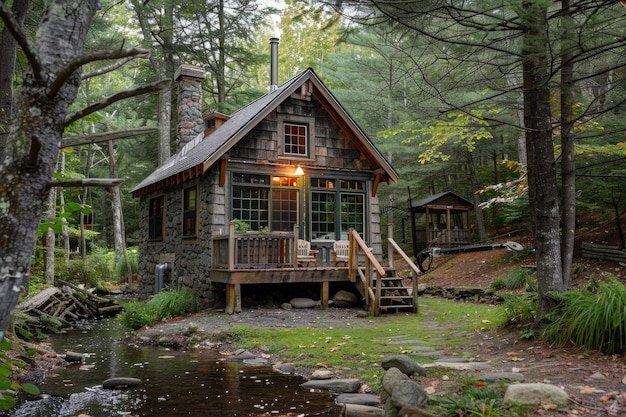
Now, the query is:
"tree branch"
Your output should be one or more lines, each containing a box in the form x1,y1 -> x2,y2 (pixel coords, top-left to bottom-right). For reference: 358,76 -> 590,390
0,1 -> 41,79
62,127 -> 158,148
47,178 -> 124,188
82,56 -> 136,80
64,78 -> 170,126
49,47 -> 150,99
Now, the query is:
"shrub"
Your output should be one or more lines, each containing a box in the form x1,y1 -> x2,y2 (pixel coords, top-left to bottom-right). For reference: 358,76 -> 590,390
542,275 -> 626,354
119,288 -> 198,330
490,278 -> 506,290
500,293 -> 537,329
55,259 -> 98,288
504,268 -> 532,290
114,248 -> 138,281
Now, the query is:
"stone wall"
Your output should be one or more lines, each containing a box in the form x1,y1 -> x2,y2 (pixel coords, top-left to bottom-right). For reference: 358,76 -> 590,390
136,167 -> 225,306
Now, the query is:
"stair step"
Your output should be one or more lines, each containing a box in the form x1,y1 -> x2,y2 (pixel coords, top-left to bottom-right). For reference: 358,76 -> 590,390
380,295 -> 414,300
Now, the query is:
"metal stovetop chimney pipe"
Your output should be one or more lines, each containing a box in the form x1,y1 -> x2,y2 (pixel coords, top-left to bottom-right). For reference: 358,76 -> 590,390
269,37 -> 279,92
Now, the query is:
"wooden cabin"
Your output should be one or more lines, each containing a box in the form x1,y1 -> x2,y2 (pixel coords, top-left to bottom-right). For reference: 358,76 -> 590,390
409,191 -> 474,255
131,60 -> 399,313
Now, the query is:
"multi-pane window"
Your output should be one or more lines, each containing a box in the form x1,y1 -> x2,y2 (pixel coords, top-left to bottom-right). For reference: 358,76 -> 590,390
311,178 -> 366,241
283,123 -> 308,156
182,186 -> 197,238
232,173 -> 299,232
148,195 -> 164,241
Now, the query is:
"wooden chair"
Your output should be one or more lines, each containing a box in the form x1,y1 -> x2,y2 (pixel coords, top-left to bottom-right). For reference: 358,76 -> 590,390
296,239 -> 318,267
333,240 -> 350,267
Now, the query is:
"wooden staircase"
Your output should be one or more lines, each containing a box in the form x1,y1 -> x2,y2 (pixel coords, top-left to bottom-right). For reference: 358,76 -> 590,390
347,228 -> 422,316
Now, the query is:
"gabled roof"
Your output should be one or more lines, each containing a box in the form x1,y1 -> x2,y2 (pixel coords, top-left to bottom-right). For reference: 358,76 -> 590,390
131,68 -> 398,197
411,191 -> 474,211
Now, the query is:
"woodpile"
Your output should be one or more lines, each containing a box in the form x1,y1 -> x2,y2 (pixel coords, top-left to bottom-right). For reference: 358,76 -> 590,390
16,280 -> 124,335
581,242 -> 626,264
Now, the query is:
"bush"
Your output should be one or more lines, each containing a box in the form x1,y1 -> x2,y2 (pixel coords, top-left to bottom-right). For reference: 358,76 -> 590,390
503,268 -> 533,290
55,259 -> 98,288
500,293 -> 537,329
542,275 -> 626,354
115,248 -> 138,281
119,288 -> 197,330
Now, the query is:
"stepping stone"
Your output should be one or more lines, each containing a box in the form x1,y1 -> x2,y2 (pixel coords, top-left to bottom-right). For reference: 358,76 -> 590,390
335,393 -> 381,406
301,378 -> 361,393
477,372 -> 525,382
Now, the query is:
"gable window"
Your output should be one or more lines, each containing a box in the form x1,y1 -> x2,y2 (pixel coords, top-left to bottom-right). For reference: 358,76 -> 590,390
183,186 -> 198,238
148,195 -> 164,241
232,172 -> 299,232
311,178 -> 365,241
283,122 -> 308,157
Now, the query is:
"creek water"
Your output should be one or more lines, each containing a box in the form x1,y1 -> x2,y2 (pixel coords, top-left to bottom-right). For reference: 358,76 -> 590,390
2,319 -> 340,416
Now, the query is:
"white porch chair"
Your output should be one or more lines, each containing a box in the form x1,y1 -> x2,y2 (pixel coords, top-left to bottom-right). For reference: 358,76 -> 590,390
296,239 -> 318,267
333,240 -> 350,267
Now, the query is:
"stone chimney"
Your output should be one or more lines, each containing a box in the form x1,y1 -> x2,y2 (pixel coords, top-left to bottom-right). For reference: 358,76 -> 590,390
269,38 -> 279,92
175,64 -> 207,149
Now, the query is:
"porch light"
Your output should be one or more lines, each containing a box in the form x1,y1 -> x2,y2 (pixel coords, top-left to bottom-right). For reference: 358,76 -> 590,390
294,164 -> 304,175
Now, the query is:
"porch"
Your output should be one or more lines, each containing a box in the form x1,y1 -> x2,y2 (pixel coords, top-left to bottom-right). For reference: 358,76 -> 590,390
210,224 -> 422,315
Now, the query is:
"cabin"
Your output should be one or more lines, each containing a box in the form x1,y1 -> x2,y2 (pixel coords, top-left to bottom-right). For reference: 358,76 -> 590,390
131,45 -> 405,314
409,191 -> 474,255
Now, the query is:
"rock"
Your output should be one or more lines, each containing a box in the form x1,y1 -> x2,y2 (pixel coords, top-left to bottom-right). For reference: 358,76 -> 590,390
281,302 -> 292,310
381,367 -> 410,395
186,322 -> 198,335
381,355 -> 425,376
289,298 -> 319,309
503,383 -> 569,405
590,372 -> 606,380
302,378 -> 362,393
102,377 -> 142,390
340,403 -> 385,417
333,290 -> 358,307
335,393 -> 381,406
311,369 -> 334,380
390,380 -> 429,408
356,310 -> 369,318
63,351 -> 85,363
273,363 -> 295,374
477,372 -> 525,382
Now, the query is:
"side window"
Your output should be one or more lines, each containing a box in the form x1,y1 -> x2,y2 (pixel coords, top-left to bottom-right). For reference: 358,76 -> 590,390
183,186 -> 198,238
148,195 -> 164,241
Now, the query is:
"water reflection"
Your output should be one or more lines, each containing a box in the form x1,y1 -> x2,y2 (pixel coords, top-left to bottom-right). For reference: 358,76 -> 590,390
2,319 -> 339,416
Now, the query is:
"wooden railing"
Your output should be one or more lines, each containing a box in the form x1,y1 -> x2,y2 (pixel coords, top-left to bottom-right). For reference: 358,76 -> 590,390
348,229 -> 387,316
211,222 -> 295,269
387,222 -> 421,309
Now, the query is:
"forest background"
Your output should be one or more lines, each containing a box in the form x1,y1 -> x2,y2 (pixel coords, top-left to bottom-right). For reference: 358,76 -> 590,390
0,0 -> 626,335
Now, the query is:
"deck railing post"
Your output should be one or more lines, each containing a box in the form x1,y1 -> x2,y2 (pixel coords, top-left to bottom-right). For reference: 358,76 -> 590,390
387,222 -> 394,269
293,224 -> 299,268
228,222 -> 235,270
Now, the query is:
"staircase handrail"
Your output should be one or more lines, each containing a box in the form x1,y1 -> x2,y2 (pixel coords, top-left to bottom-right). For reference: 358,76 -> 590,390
387,237 -> 422,277
349,229 -> 386,315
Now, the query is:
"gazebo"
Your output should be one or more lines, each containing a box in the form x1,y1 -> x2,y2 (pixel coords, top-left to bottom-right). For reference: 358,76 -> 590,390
409,191 -> 474,256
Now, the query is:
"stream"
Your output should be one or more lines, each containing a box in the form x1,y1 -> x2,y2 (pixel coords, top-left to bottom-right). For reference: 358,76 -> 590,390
2,319 -> 340,416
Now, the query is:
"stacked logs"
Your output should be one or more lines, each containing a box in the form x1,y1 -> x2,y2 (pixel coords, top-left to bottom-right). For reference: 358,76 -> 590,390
16,280 -> 124,335
581,242 -> 626,264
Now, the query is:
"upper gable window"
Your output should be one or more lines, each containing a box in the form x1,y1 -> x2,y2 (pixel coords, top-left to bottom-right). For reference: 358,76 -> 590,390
283,122 -> 308,157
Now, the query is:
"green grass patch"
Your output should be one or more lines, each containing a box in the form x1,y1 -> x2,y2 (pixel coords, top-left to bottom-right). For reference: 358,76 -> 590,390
120,288 -> 198,330
225,299 -> 504,389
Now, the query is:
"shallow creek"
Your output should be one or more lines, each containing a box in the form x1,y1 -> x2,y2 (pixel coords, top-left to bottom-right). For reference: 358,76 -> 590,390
2,319 -> 339,416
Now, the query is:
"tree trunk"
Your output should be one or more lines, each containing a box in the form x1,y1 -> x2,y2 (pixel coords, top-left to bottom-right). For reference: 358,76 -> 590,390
44,187 -> 57,285
522,4 -> 564,323
0,0 -> 101,339
467,150 -> 487,242
0,0 -> 31,159
107,139 -> 131,278
560,0 -> 576,287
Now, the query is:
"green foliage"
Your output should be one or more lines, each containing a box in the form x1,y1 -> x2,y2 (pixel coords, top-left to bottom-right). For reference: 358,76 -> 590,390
120,288 -> 198,330
433,382 -> 529,417
503,268 -> 533,290
231,219 -> 251,233
490,279 -> 506,290
0,338 -> 40,411
55,259 -> 99,288
500,293 -> 537,330
114,248 -> 138,280
542,276 -> 626,354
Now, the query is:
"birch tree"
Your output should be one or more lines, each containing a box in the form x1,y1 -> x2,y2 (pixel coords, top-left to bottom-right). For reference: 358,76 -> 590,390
0,0 -> 164,339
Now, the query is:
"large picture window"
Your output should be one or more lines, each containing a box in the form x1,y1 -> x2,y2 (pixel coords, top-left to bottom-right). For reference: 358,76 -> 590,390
182,186 -> 198,238
148,195 -> 164,241
232,173 -> 299,232
311,178 -> 365,241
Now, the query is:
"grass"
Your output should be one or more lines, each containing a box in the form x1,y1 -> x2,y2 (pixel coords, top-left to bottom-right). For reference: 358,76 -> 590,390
120,288 -> 198,330
226,298 -> 504,389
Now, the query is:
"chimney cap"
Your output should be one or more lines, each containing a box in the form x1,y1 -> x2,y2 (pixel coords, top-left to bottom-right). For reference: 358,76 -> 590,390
175,64 -> 207,82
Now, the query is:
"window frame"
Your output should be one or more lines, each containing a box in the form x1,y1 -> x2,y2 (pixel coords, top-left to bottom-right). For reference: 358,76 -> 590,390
277,114 -> 315,161
182,185 -> 198,238
148,195 -> 165,241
